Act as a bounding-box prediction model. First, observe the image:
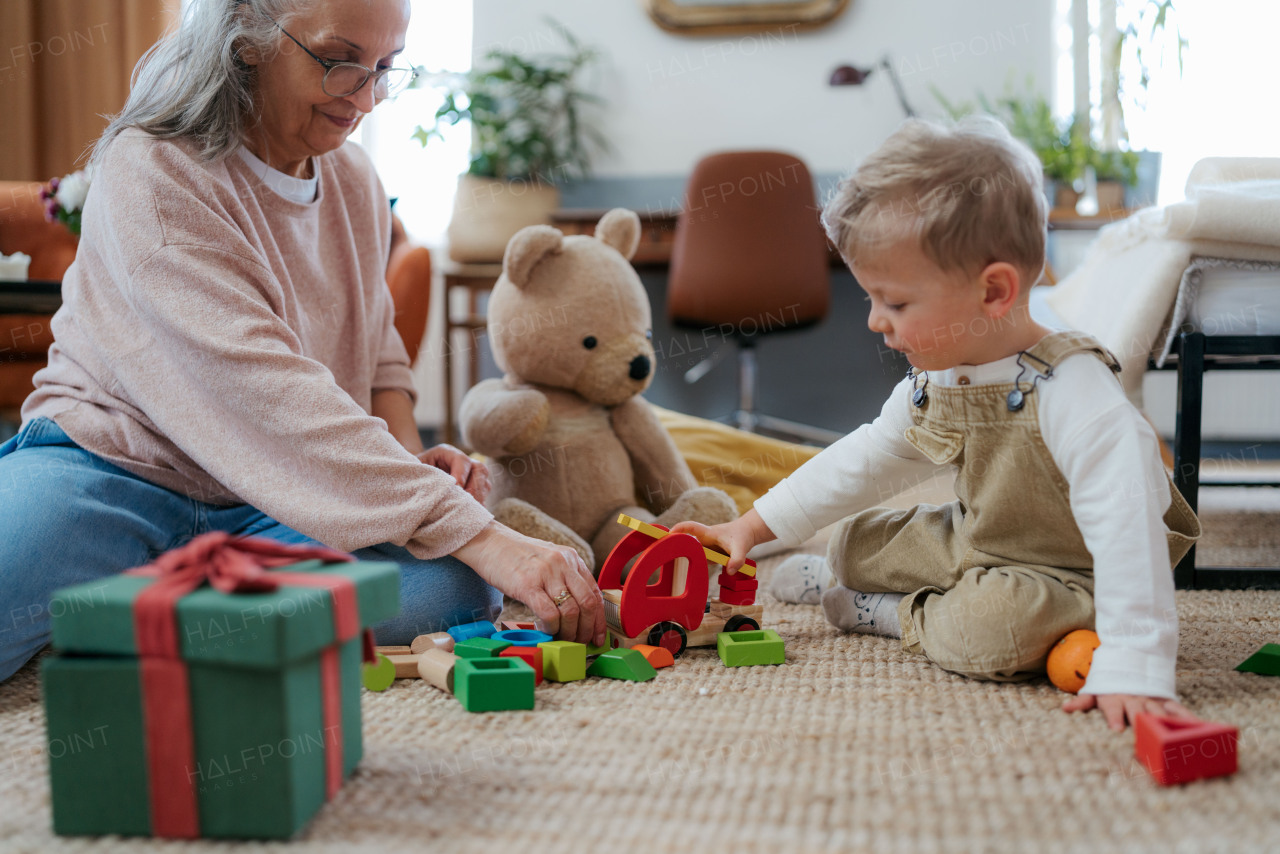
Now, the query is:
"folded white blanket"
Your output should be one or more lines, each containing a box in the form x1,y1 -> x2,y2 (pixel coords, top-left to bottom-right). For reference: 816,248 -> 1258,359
1044,157 -> 1280,399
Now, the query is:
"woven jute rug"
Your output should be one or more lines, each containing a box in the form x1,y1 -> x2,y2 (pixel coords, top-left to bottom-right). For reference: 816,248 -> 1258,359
1,492 -> 1277,854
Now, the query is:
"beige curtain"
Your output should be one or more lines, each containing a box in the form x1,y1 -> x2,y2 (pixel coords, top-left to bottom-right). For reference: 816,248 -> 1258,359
0,0 -> 181,181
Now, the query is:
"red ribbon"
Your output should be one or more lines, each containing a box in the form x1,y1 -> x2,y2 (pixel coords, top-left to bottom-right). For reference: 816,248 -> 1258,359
127,532 -> 365,838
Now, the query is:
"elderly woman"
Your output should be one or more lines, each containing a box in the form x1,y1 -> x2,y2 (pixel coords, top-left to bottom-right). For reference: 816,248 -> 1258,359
0,0 -> 604,682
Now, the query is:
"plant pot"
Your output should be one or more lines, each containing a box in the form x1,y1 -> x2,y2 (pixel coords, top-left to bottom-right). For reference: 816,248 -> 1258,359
1051,181 -> 1080,213
446,175 -> 561,264
1095,180 -> 1126,214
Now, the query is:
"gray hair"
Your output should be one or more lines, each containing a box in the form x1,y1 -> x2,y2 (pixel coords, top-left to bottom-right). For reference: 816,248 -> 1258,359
91,0 -> 303,167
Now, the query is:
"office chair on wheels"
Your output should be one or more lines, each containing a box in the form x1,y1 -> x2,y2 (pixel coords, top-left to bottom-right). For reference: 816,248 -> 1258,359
667,150 -> 839,445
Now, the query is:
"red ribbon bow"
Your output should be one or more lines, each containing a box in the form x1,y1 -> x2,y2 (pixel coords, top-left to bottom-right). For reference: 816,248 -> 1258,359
127,533 -> 367,838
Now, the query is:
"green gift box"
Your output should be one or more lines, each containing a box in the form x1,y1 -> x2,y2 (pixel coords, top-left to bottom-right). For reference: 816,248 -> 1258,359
42,538 -> 400,840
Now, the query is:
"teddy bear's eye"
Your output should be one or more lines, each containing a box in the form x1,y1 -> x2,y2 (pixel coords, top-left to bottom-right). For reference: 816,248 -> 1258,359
583,336 -> 598,349
645,329 -> 653,340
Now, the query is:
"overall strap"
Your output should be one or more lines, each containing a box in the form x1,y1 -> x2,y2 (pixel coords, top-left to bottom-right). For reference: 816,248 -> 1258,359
1026,330 -> 1122,375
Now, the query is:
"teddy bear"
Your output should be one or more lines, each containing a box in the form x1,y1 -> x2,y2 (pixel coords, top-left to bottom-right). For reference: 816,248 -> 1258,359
460,208 -> 738,572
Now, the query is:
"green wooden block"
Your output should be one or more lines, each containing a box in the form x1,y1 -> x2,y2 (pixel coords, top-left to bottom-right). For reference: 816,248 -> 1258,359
42,558 -> 400,839
1236,643 -> 1280,676
362,653 -> 395,692
539,641 -> 587,682
453,637 -> 513,659
453,658 -> 535,712
584,630 -> 612,657
586,648 -> 656,682
717,629 -> 785,667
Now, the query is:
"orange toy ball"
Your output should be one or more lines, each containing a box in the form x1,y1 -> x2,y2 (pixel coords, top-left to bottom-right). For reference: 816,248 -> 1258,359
1046,629 -> 1101,694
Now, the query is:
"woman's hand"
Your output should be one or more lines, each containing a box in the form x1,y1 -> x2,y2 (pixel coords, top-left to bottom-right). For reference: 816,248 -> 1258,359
417,445 -> 490,502
453,521 -> 606,647
671,508 -> 775,573
1062,693 -> 1197,731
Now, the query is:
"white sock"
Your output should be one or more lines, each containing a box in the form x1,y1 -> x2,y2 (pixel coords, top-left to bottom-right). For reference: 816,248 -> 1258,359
769,554 -> 834,605
820,586 -> 904,638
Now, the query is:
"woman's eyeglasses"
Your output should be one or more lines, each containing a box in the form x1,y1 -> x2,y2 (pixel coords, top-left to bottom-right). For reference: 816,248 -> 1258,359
273,20 -> 417,99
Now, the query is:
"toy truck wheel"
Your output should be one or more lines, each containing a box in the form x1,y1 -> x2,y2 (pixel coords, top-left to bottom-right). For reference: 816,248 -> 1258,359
723,615 -> 760,633
647,621 -> 688,658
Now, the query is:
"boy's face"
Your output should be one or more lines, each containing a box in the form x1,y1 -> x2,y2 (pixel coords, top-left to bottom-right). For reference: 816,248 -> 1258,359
851,243 -> 992,371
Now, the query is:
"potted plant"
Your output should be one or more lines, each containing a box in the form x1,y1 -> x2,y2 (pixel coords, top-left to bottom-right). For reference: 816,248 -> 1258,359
1092,0 -> 1186,207
1088,145 -> 1140,213
413,22 -> 606,263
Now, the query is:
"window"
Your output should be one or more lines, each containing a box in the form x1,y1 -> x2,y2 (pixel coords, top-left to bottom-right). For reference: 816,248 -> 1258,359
351,1 -> 473,245
1056,0 -> 1280,205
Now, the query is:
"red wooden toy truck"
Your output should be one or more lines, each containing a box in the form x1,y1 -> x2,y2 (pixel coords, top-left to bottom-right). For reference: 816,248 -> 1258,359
598,514 -> 763,657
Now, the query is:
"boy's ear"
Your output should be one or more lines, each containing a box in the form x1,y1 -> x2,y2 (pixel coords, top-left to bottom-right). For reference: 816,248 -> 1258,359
980,262 -> 1022,319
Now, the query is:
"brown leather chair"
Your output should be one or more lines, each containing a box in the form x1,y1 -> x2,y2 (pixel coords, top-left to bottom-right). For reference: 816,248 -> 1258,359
0,181 -> 75,412
1,180 -> 431,418
667,151 -> 839,444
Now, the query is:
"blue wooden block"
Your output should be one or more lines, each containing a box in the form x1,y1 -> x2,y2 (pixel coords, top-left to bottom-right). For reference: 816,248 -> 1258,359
447,621 -> 499,643
492,629 -> 553,647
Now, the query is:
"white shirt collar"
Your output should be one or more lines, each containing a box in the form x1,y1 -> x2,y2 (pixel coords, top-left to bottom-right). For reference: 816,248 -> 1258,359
235,146 -> 318,204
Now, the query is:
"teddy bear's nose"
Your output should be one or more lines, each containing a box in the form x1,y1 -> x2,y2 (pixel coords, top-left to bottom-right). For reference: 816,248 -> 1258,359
629,354 -> 651,381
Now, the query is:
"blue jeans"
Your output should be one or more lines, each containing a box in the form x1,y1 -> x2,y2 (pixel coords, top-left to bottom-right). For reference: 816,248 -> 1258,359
0,417 -> 501,682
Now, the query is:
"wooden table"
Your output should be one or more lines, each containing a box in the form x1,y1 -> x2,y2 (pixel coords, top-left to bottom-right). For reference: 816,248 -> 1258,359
440,261 -> 502,444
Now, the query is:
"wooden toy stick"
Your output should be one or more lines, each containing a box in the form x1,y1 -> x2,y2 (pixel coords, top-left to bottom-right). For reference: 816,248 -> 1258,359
411,632 -> 456,654
617,513 -> 757,577
417,648 -> 457,694
386,654 -> 422,679
375,645 -> 411,656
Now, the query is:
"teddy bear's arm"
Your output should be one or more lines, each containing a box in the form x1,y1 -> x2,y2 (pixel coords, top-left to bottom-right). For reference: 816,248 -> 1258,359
610,396 -> 697,513
460,378 -> 551,457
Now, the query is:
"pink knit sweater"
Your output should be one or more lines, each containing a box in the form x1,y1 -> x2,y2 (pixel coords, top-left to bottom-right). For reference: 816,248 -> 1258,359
24,130 -> 493,559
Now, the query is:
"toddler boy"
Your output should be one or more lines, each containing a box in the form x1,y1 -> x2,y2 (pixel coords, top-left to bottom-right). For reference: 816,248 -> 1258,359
675,118 -> 1200,731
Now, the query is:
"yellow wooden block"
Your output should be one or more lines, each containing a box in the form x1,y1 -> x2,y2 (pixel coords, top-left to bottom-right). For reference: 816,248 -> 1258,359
616,513 -> 756,577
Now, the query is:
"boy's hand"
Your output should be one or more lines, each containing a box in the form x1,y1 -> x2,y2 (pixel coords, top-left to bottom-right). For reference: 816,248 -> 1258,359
1062,693 -> 1197,731
670,509 -> 775,573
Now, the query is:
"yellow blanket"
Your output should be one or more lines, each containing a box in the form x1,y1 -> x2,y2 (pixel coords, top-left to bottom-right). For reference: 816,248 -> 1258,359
652,405 -> 821,515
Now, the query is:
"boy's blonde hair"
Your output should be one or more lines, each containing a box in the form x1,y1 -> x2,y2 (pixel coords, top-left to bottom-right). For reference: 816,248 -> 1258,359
822,116 -> 1048,284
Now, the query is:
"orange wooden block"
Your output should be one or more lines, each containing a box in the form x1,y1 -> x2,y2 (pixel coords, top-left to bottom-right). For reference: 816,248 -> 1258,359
499,645 -> 544,685
631,644 -> 675,669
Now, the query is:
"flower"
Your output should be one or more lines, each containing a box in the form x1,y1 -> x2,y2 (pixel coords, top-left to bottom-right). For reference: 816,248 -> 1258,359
54,169 -> 92,212
40,166 -> 94,236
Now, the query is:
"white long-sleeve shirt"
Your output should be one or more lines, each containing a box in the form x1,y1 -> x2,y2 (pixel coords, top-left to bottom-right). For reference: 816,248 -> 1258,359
755,350 -> 1180,699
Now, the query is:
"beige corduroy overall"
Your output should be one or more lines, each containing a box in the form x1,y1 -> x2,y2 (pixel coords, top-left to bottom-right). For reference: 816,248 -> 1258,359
826,331 -> 1200,681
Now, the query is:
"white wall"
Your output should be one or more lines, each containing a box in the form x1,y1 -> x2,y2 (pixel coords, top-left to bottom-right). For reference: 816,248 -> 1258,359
471,0 -> 1055,177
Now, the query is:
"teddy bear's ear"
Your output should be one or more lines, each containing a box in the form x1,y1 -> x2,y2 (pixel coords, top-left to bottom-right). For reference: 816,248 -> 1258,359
594,208 -> 641,261
503,225 -> 564,288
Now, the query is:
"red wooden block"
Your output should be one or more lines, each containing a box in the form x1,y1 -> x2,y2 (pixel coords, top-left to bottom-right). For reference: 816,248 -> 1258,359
1133,714 -> 1238,785
503,621 -> 538,632
716,586 -> 757,606
499,645 -> 544,685
717,570 -> 759,592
